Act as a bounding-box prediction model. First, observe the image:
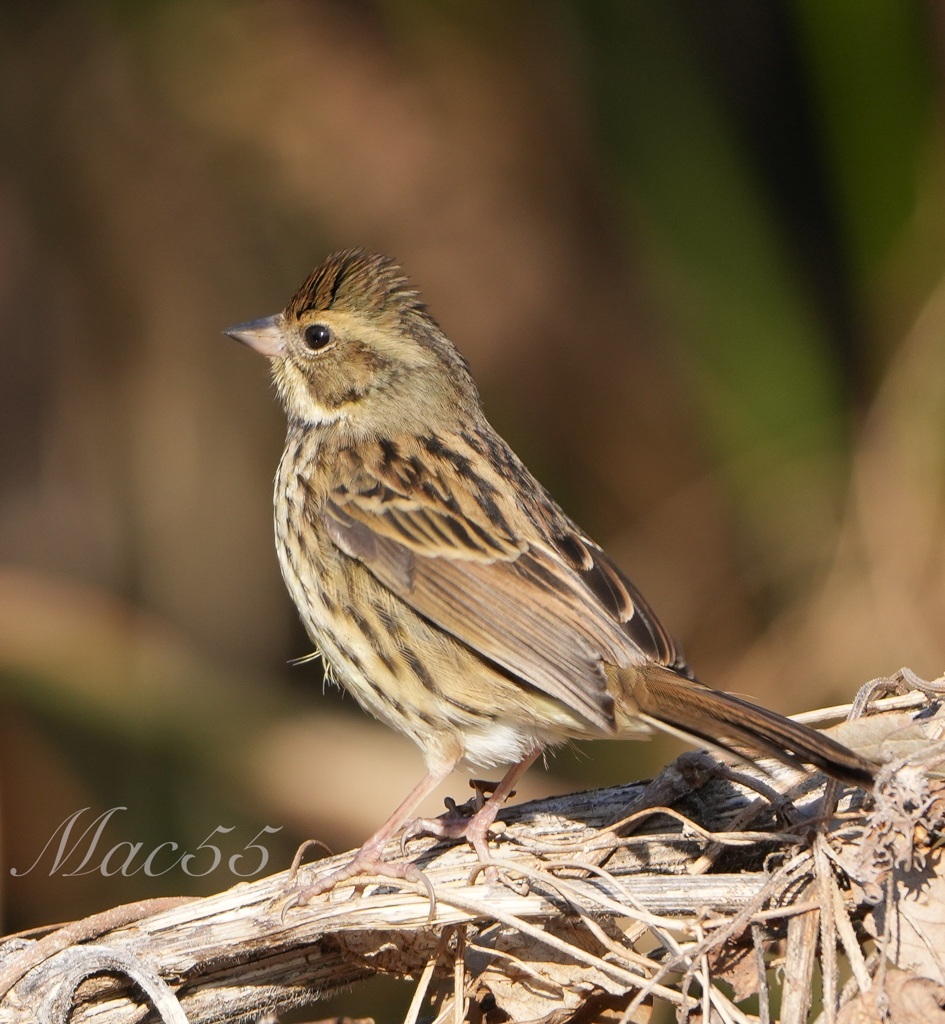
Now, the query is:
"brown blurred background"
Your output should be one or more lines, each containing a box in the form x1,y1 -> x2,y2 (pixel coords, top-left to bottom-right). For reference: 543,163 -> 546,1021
1,1 -> 944,1009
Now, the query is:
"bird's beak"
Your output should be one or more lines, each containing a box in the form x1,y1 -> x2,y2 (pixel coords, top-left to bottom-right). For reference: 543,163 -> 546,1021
223,314 -> 286,358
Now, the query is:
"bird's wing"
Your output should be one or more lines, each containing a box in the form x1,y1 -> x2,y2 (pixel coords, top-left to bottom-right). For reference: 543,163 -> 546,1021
313,441 -> 687,732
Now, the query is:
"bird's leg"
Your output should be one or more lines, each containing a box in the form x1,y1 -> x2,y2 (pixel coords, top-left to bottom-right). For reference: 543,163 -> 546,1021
408,749 -> 542,866
284,762 -> 454,907
463,749 -> 541,863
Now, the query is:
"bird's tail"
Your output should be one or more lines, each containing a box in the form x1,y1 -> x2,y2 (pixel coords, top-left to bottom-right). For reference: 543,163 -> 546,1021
618,664 -> 876,788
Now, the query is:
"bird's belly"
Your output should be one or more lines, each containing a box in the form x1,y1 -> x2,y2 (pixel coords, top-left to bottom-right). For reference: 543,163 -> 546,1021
275,495 -> 604,770
299,597 -> 570,771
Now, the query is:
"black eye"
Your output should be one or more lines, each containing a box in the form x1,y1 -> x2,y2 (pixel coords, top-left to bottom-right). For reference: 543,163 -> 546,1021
303,323 -> 332,350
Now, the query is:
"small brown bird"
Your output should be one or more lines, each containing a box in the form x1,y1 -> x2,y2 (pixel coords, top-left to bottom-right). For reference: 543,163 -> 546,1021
226,249 -> 875,895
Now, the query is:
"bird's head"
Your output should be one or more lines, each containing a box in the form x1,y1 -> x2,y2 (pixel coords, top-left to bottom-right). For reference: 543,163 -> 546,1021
225,249 -> 480,437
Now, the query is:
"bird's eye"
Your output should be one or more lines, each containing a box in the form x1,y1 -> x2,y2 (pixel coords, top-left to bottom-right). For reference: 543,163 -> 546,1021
303,323 -> 332,350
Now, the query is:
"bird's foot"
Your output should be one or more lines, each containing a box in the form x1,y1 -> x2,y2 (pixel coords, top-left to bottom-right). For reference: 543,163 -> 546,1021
402,801 -> 508,883
280,837 -> 432,914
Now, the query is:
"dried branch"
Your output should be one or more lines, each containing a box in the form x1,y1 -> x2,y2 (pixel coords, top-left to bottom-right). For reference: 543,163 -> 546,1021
2,675 -> 945,1024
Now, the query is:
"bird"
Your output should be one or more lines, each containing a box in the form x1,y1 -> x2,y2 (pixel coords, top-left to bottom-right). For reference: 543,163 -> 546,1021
225,248 -> 876,897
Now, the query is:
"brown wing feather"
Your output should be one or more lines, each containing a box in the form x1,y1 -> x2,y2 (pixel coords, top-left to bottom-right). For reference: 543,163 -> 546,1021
313,431 -> 692,735
310,435 -> 876,786
322,501 -> 626,731
549,528 -> 689,674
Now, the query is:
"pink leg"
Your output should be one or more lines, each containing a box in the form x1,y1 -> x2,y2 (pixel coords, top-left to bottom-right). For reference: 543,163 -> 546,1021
286,761 -> 455,906
410,749 -> 542,865
464,749 -> 542,863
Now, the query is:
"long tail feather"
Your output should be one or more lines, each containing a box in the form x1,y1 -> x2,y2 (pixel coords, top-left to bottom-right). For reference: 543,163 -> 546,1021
627,666 -> 875,788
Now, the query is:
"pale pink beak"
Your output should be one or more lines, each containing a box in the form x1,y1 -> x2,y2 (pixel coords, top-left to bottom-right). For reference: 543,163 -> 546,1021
223,314 -> 286,357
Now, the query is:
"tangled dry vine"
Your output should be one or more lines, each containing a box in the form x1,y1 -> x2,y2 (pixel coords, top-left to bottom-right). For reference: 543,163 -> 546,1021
2,673 -> 944,1024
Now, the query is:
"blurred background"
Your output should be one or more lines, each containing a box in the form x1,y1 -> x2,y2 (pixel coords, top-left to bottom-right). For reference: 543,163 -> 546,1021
1,0 -> 944,1012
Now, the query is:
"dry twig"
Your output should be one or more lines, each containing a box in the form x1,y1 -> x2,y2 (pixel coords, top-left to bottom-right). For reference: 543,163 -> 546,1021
2,675 -> 945,1024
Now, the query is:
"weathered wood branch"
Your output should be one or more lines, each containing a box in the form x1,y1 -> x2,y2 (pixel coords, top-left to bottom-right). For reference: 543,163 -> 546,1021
2,677 -> 945,1024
